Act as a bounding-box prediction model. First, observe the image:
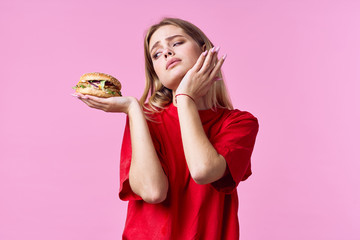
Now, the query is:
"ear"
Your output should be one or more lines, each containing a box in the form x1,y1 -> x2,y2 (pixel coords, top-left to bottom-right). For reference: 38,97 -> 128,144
202,44 -> 206,52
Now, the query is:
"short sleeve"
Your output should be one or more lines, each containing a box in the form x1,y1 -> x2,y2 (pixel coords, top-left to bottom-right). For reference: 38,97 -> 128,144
210,111 -> 259,194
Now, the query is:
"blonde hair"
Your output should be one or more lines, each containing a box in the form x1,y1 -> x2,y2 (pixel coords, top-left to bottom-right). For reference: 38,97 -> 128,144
140,17 -> 233,115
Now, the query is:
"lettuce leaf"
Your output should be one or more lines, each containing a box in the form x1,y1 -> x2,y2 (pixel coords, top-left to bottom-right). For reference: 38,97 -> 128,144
72,85 -> 86,89
100,80 -> 106,90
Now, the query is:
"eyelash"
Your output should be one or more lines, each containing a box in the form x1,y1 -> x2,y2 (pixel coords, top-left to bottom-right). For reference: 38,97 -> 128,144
152,42 -> 183,59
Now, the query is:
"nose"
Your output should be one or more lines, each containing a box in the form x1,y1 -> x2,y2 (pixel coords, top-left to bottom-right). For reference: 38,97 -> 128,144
164,48 -> 174,58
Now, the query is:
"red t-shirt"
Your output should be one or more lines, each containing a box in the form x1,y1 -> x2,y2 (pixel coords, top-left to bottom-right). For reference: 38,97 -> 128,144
119,103 -> 259,240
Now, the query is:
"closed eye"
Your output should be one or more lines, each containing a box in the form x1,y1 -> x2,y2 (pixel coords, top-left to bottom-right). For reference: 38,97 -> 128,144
173,41 -> 183,47
152,41 -> 183,59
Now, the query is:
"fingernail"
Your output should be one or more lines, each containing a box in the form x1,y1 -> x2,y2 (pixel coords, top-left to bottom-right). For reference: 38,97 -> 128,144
222,54 -> 227,60
214,77 -> 223,81
71,93 -> 79,98
202,50 -> 208,56
215,46 -> 220,53
211,47 -> 216,53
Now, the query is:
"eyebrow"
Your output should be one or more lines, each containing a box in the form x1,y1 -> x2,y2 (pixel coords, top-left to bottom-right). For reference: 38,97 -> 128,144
150,34 -> 185,53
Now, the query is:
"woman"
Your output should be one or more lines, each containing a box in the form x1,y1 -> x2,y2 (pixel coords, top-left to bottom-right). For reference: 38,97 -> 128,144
74,17 -> 259,240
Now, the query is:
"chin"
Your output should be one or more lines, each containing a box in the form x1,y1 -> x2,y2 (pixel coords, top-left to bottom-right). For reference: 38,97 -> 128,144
162,80 -> 180,91
161,73 -> 186,90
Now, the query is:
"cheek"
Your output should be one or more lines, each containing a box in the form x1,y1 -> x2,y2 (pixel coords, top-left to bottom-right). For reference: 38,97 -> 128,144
153,61 -> 163,77
187,48 -> 202,65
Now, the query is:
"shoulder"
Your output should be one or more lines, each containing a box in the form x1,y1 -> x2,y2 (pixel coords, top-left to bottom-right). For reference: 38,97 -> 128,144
221,108 -> 259,127
141,103 -> 175,132
212,109 -> 259,139
142,103 -> 166,123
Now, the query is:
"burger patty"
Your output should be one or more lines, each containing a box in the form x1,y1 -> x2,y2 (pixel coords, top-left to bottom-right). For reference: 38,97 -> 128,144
88,80 -> 117,86
80,81 -> 120,90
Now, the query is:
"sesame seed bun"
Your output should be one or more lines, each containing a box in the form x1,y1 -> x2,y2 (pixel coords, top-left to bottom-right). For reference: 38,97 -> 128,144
79,72 -> 122,90
75,72 -> 122,98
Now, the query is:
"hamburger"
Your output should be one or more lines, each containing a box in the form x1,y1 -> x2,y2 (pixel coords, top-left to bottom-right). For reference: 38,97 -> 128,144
73,72 -> 122,98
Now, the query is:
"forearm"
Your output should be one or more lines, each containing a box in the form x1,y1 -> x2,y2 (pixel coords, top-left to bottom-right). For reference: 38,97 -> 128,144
177,96 -> 226,184
127,100 -> 168,203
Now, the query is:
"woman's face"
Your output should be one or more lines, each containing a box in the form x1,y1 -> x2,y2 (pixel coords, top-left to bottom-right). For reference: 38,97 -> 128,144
149,25 -> 204,90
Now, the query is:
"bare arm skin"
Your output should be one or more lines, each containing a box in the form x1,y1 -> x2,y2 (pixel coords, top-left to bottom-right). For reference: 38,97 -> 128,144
175,47 -> 228,184
176,96 -> 227,184
127,100 -> 168,203
73,94 -> 168,203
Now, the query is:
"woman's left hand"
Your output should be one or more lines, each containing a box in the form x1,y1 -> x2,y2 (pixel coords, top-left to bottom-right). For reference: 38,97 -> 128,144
175,46 -> 226,100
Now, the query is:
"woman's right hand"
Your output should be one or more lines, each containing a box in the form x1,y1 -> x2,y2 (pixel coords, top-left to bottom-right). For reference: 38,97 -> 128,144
72,93 -> 138,114
73,92 -> 168,203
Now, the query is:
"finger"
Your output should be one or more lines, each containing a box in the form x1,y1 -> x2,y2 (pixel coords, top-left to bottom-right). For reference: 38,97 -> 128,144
207,47 -> 220,74
74,92 -> 113,111
73,92 -> 92,100
192,49 -> 208,72
81,98 -> 106,110
72,93 -> 84,98
82,94 -> 103,101
80,94 -> 110,105
209,54 -> 227,81
84,97 -> 110,108
199,46 -> 219,74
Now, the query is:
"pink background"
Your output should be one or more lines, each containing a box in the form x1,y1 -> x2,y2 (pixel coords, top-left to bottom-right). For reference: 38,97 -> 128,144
1,0 -> 359,239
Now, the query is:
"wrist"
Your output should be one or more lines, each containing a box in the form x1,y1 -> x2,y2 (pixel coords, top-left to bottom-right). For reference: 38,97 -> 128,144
176,94 -> 197,111
175,93 -> 195,104
127,97 -> 140,115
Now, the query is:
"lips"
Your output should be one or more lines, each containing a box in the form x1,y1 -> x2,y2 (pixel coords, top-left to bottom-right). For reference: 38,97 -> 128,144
166,58 -> 181,70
